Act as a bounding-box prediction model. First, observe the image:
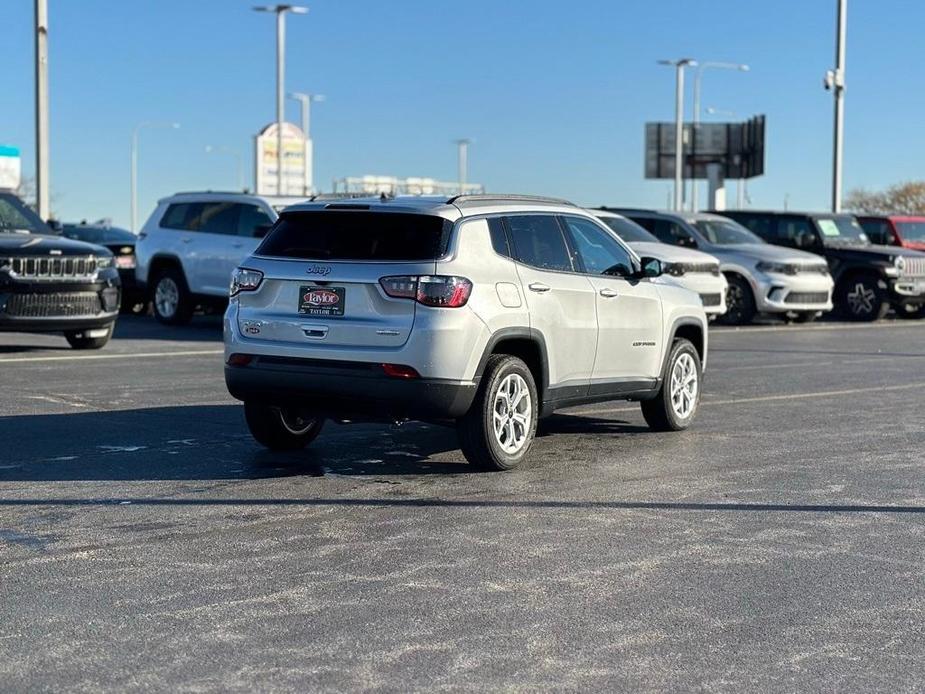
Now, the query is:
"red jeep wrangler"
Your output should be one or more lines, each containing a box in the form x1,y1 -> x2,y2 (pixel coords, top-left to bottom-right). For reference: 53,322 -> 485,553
858,215 -> 925,251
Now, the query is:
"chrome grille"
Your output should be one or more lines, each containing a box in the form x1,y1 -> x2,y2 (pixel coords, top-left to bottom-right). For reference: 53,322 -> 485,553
785,291 -> 829,305
901,257 -> 925,278
4,292 -> 102,317
700,293 -> 722,307
1,255 -> 98,280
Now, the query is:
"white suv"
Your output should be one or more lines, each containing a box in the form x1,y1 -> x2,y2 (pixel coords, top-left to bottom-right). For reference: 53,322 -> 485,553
224,195 -> 709,471
592,210 -> 728,317
136,192 -> 304,324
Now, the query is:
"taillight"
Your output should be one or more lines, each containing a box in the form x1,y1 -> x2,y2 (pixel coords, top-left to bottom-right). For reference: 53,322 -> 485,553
379,275 -> 472,308
230,267 -> 264,297
381,363 -> 420,379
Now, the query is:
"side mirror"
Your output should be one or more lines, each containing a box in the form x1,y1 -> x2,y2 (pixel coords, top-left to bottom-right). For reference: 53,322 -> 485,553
677,235 -> 697,248
636,256 -> 663,279
795,231 -> 816,249
253,223 -> 272,239
47,219 -> 63,234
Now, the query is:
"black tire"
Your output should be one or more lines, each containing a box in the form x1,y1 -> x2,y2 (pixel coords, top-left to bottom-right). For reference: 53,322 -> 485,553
244,402 -> 325,451
896,303 -> 925,320
457,354 -> 538,471
837,275 -> 888,322
789,311 -> 819,324
151,266 -> 194,325
64,326 -> 113,350
641,338 -> 702,432
717,274 -> 756,326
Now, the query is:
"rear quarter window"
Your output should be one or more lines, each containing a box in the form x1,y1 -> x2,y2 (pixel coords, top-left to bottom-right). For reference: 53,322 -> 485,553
256,211 -> 452,261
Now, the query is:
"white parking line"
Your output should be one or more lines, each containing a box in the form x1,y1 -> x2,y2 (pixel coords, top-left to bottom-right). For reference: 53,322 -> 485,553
575,381 -> 925,416
0,349 -> 223,364
712,320 -> 925,334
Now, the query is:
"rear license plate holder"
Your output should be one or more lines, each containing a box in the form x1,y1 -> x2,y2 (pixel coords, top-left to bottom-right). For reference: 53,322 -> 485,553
298,286 -> 345,317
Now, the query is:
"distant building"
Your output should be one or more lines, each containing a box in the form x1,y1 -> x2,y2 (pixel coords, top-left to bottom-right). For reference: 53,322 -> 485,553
332,175 -> 484,197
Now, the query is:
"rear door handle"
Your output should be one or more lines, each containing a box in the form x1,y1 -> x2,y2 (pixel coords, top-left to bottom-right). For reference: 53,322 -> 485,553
232,242 -> 243,249
528,283 -> 551,293
180,237 -> 192,244
599,288 -> 619,298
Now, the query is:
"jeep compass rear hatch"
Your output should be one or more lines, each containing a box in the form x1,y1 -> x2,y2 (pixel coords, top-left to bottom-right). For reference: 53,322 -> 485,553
238,211 -> 452,348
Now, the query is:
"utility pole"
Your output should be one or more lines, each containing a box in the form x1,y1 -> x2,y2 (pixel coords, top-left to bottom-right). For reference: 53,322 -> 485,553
455,139 -> 471,194
34,0 -> 50,219
254,5 -> 308,196
828,0 -> 848,212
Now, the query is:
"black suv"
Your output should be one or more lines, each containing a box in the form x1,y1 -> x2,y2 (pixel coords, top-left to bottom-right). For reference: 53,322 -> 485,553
0,191 -> 121,348
718,211 -> 925,320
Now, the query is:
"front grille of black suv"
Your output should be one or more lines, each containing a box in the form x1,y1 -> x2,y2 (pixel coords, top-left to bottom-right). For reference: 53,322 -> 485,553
2,256 -> 98,280
785,292 -> 829,304
4,292 -> 102,318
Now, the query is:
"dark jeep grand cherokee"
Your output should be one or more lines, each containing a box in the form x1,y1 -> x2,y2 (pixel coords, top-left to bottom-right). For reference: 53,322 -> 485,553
0,192 -> 120,349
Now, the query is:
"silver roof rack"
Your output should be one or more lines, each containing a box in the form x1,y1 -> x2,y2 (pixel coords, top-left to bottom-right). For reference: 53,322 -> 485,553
447,193 -> 575,207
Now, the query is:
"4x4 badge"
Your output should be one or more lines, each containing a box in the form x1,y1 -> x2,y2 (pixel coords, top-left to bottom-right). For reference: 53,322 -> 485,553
306,265 -> 332,276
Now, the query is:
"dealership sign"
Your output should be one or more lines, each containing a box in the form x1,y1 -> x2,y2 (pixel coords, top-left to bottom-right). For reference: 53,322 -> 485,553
254,122 -> 308,197
0,145 -> 21,191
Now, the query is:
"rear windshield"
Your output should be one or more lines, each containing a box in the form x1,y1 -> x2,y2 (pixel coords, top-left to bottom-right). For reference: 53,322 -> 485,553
257,211 -> 451,261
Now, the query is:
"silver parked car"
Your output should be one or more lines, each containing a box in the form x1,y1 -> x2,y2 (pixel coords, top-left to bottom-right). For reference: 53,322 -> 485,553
610,210 -> 834,324
224,195 -> 709,471
591,210 -> 727,317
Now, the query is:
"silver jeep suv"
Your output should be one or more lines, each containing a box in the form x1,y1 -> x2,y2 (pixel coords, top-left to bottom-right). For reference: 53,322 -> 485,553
224,195 -> 708,470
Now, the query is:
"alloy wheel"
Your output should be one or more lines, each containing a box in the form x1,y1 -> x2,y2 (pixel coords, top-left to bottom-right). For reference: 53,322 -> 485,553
492,373 -> 532,455
846,282 -> 876,316
155,277 -> 179,318
669,353 -> 698,419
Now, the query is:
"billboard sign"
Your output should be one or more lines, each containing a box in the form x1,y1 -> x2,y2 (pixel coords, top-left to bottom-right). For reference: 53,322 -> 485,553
0,145 -> 22,191
645,115 -> 766,180
255,122 -> 307,196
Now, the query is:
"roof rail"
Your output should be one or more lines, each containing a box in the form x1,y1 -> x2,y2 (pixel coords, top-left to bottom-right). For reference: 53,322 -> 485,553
170,190 -> 255,196
308,192 -> 384,202
597,206 -> 658,214
447,193 -> 575,207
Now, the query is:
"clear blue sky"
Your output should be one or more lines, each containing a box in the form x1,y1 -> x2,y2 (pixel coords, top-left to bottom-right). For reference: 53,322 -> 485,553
2,0 -> 924,227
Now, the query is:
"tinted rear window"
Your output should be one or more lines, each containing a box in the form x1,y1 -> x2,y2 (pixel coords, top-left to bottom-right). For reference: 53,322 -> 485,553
257,211 -> 451,261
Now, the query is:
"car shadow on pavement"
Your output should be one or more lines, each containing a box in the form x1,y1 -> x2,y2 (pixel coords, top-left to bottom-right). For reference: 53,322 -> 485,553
0,406 -> 652,482
111,314 -> 224,343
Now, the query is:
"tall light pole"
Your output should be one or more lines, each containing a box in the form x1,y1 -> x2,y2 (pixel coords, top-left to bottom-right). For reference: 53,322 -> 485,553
288,92 -> 325,195
130,122 -> 179,232
691,61 -> 749,211
253,5 -> 307,197
826,0 -> 847,212
455,139 -> 471,195
34,0 -> 50,220
658,59 -> 697,211
205,145 -> 244,191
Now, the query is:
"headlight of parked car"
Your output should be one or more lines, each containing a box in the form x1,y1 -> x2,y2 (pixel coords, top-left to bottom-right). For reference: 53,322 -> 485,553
662,262 -> 685,277
756,261 -> 798,275
96,256 -> 113,269
230,267 -> 264,297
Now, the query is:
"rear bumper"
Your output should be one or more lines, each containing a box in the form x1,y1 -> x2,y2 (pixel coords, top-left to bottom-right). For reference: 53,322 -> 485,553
225,356 -> 477,421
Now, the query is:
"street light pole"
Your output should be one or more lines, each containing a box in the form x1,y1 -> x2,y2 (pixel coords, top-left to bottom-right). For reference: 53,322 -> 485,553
658,59 -> 696,211
253,5 -> 308,197
455,139 -> 471,195
691,61 -> 749,211
130,122 -> 179,232
34,0 -> 50,220
828,0 -> 847,212
288,92 -> 324,195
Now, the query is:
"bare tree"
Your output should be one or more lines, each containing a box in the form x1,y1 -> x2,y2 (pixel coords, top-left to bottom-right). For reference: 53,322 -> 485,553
845,181 -> 925,215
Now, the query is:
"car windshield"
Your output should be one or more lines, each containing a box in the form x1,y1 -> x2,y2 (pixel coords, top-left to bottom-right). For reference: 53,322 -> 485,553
692,219 -> 763,245
598,215 -> 659,243
816,215 -> 869,245
63,225 -> 136,244
0,193 -> 51,235
896,221 -> 925,241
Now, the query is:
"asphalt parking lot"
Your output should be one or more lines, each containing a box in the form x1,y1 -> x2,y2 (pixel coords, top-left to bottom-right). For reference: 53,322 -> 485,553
1,316 -> 924,691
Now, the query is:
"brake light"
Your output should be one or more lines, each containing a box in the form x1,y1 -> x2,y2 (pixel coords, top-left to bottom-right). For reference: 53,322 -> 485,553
230,267 -> 264,297
379,275 -> 472,307
227,353 -> 254,366
382,363 -> 420,379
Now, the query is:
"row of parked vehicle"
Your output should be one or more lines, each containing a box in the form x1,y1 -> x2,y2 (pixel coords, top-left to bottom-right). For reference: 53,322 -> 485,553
2,186 -> 925,355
